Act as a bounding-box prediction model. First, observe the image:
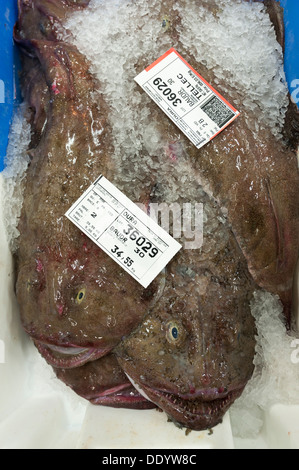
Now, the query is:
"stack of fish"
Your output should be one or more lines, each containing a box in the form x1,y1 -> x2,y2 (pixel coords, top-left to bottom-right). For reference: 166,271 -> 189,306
13,0 -> 299,431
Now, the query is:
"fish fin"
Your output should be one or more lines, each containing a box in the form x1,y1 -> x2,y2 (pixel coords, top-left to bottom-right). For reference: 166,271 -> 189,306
265,177 -> 297,329
264,177 -> 284,272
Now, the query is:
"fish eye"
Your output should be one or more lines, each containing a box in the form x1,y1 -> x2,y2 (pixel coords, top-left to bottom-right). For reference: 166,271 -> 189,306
161,16 -> 170,31
75,288 -> 86,304
165,320 -> 185,345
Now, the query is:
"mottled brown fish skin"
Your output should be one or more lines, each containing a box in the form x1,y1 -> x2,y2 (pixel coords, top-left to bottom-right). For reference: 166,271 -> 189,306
116,189 -> 257,431
16,0 -> 90,42
116,0 -> 298,429
135,0 -> 299,328
14,0 -> 298,431
14,1 -> 164,366
53,353 -> 156,409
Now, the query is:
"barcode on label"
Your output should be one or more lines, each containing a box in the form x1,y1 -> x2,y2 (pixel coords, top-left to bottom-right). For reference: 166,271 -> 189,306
201,95 -> 235,128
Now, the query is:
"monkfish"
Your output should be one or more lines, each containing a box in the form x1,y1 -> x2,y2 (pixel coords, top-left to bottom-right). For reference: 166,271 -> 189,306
13,0 -> 299,432
14,0 -> 165,368
114,0 -> 299,429
116,186 -> 257,430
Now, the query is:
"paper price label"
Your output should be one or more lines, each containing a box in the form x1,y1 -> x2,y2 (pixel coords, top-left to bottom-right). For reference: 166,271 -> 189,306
65,175 -> 181,288
135,48 -> 240,149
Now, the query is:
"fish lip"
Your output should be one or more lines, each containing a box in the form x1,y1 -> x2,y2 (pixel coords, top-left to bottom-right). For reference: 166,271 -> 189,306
89,383 -> 156,409
34,340 -> 111,368
150,384 -> 245,403
127,379 -> 245,430
155,383 -> 246,401
126,373 -> 246,402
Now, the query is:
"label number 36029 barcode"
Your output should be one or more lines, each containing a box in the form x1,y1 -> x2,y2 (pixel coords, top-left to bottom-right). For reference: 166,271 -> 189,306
135,48 -> 240,150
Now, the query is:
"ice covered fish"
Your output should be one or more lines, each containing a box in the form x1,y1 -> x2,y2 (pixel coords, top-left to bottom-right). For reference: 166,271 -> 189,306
14,0 -> 165,368
169,0 -> 299,328
116,181 -> 257,431
53,353 -> 156,409
124,0 -> 299,328
64,0 -> 299,327
12,0 -> 298,432
65,0 -> 297,429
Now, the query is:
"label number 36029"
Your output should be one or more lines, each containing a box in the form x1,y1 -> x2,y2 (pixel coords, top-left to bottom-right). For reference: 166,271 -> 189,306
153,78 -> 182,107
124,224 -> 159,258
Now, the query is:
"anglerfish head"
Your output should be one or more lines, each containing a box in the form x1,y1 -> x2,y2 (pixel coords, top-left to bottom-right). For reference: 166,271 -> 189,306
115,271 -> 256,431
16,238 -> 165,368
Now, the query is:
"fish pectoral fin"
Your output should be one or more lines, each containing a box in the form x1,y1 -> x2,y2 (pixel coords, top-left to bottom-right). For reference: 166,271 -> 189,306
264,177 -> 285,272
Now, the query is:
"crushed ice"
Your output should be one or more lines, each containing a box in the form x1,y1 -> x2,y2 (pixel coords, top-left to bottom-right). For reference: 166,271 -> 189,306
2,104 -> 31,252
2,0 -> 297,441
175,0 -> 288,136
230,290 -> 299,438
64,0 -> 299,439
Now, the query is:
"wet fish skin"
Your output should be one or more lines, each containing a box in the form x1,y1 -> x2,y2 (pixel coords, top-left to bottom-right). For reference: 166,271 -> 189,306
15,0 -> 256,430
113,0 -> 298,428
53,353 -> 156,409
116,191 -> 257,430
14,0 -> 295,432
14,5 -> 164,367
16,0 -> 90,42
138,0 -> 299,328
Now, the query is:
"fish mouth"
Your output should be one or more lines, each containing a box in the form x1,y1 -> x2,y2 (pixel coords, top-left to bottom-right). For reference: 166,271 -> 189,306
88,383 -> 157,410
126,375 -> 245,431
34,341 -> 111,368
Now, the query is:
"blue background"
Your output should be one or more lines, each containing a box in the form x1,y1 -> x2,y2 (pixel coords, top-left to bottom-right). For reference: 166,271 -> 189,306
0,0 -> 298,171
